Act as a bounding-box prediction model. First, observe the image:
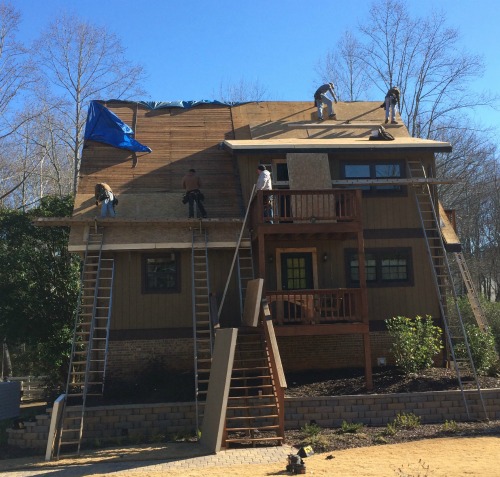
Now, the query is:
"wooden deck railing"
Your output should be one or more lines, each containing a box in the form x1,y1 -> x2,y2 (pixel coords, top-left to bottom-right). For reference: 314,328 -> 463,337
266,289 -> 362,325
251,189 -> 360,225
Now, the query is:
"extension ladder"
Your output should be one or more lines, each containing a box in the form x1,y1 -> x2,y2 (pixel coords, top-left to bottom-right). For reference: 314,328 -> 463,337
54,226 -> 115,458
407,160 -> 487,420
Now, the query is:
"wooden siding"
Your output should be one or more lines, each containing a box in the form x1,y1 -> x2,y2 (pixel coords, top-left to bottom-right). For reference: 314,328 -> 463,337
110,249 -> 241,330
343,238 -> 440,322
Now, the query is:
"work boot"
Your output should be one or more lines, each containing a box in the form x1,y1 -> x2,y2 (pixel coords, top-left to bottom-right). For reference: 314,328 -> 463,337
318,117 -> 324,121
384,118 -> 389,124
329,114 -> 337,120
391,120 -> 398,124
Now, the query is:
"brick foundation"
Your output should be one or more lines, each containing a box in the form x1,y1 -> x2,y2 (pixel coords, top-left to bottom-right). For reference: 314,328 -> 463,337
107,339 -> 194,380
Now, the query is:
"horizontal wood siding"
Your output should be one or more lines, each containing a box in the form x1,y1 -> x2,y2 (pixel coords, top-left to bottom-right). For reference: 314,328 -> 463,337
112,251 -> 192,330
111,249 -> 242,331
343,238 -> 440,322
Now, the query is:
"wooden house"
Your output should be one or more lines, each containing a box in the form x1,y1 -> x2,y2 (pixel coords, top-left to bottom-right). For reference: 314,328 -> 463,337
48,100 -> 458,391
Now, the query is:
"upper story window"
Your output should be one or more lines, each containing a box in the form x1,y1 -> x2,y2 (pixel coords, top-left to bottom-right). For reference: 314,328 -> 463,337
346,248 -> 413,287
341,161 -> 405,195
142,253 -> 180,294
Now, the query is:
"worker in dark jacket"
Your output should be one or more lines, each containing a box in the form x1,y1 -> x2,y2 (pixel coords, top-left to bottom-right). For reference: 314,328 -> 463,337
314,82 -> 338,121
382,86 -> 401,124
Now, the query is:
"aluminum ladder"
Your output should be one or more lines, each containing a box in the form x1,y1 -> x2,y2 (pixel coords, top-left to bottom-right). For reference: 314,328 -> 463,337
191,226 -> 214,434
454,252 -> 489,331
54,225 -> 115,458
407,160 -> 487,420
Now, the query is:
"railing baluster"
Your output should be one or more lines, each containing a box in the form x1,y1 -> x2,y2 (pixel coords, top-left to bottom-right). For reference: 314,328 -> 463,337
267,289 -> 362,325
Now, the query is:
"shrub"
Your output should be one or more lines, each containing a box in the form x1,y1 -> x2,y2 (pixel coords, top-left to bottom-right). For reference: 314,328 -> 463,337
442,420 -> 459,433
386,315 -> 443,373
392,412 -> 421,429
301,422 -> 321,438
454,323 -> 497,374
339,420 -> 364,434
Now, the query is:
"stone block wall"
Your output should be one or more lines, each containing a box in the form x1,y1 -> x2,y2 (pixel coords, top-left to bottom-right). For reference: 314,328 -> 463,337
8,389 -> 500,451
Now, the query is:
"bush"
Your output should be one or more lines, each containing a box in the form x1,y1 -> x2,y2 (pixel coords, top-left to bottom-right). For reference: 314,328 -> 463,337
301,422 -> 321,438
339,420 -> 364,434
386,315 -> 443,374
392,412 -> 421,429
455,324 -> 497,374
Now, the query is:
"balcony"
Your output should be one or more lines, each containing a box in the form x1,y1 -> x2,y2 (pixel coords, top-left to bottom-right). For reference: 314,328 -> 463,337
250,189 -> 361,229
266,289 -> 367,336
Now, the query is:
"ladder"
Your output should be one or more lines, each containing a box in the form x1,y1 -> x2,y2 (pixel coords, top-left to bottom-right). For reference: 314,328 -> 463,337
191,227 -> 214,434
407,160 -> 487,420
55,226 -> 115,458
223,326 -> 284,447
454,252 -> 489,331
236,236 -> 255,319
218,184 -> 256,322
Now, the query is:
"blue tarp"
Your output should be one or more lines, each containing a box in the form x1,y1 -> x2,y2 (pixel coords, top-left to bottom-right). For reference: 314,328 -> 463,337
137,100 -> 242,109
84,101 -> 152,153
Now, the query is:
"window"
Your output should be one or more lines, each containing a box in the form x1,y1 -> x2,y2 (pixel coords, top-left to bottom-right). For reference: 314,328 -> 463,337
346,248 -> 412,287
342,161 -> 405,194
142,253 -> 180,293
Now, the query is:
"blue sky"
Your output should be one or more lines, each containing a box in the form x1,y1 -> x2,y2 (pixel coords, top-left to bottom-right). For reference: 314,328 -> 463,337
13,0 -> 500,131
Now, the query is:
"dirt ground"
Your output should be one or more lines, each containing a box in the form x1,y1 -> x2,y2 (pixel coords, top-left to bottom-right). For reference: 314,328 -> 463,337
2,436 -> 499,477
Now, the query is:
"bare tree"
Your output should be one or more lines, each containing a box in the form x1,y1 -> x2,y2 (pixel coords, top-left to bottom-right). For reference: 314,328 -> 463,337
32,13 -> 147,193
316,31 -> 371,102
214,78 -> 268,103
0,2 -> 39,140
357,0 -> 496,139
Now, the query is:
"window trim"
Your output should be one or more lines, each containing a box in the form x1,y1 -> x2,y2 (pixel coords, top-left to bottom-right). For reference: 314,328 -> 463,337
345,247 -> 414,287
141,252 -> 181,294
340,160 -> 407,196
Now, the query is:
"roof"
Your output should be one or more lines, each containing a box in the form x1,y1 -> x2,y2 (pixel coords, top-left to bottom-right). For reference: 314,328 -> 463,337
71,100 -> 450,228
223,137 -> 452,153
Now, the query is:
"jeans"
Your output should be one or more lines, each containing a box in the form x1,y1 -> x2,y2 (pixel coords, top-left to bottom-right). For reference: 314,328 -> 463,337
264,194 -> 274,224
101,192 -> 115,217
187,190 -> 207,218
316,95 -> 334,119
385,97 -> 396,121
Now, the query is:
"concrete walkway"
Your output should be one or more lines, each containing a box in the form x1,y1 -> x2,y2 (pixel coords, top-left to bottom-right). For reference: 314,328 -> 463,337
0,443 -> 295,476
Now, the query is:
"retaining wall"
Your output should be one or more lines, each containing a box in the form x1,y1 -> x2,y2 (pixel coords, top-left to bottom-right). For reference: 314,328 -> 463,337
8,388 -> 500,451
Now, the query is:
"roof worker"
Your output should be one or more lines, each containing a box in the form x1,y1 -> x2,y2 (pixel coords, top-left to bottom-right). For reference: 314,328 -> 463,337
95,182 -> 116,218
381,86 -> 401,124
256,165 -> 273,224
314,82 -> 338,121
182,169 -> 207,219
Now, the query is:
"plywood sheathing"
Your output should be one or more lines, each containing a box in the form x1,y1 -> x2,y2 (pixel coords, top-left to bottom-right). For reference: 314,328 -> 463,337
68,221 -> 245,250
231,101 -> 409,140
287,153 -> 332,189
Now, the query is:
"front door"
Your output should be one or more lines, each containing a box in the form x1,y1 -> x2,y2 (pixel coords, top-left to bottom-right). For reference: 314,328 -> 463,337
280,252 -> 314,290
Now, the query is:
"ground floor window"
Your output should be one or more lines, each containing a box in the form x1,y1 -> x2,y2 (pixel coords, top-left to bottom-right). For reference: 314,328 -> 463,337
346,248 -> 413,286
142,253 -> 180,293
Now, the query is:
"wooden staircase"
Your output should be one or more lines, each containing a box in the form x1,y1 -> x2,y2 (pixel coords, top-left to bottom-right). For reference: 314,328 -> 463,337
223,322 -> 285,447
55,226 -> 115,458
